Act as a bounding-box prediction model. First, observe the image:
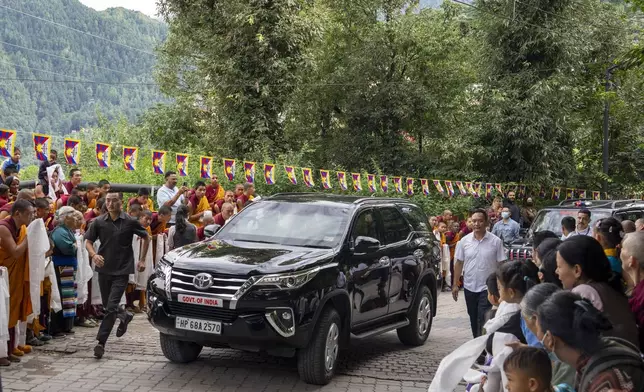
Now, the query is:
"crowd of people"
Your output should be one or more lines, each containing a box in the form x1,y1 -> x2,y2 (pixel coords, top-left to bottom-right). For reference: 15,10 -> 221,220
0,149 -> 258,365
430,204 -> 644,392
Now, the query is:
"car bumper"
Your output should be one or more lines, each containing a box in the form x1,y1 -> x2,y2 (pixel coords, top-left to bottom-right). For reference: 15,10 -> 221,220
146,291 -> 313,352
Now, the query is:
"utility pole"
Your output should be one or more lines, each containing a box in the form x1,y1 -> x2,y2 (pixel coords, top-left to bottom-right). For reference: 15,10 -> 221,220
602,64 -> 618,197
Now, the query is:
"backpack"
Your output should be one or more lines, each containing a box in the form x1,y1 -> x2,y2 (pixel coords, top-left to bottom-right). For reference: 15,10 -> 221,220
576,337 -> 644,392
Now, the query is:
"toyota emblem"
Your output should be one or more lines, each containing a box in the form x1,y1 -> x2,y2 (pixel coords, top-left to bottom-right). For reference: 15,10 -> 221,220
193,273 -> 214,290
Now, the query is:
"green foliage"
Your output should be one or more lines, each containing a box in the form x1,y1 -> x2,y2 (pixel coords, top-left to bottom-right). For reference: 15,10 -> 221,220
0,0 -> 167,134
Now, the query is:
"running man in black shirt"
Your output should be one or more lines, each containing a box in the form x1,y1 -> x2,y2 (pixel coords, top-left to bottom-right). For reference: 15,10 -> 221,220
84,192 -> 150,359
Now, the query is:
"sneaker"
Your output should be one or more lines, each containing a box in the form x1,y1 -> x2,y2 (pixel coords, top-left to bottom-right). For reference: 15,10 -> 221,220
8,354 -> 20,363
27,337 -> 44,347
78,319 -> 96,328
39,334 -> 52,342
93,344 -> 105,359
116,312 -> 134,338
52,332 -> 66,339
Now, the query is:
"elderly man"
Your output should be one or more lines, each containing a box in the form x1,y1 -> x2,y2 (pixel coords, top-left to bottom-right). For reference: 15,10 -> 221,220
636,219 -> 644,232
156,171 -> 188,226
621,231 -> 644,351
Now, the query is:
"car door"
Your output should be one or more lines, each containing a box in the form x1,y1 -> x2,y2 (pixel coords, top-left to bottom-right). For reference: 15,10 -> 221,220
348,208 -> 390,326
375,205 -> 414,315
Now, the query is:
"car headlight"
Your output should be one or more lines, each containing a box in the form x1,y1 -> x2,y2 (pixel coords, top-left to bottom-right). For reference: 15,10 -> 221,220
254,267 -> 320,290
155,256 -> 173,298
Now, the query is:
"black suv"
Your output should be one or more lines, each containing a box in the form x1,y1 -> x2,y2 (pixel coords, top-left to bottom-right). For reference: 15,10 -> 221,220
147,193 -> 440,385
508,198 -> 644,262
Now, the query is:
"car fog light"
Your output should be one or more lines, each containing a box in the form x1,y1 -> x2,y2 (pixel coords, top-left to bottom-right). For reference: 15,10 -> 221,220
265,308 -> 295,338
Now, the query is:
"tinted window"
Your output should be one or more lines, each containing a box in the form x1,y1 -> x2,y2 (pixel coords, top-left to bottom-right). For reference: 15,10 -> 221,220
615,210 -> 644,222
350,209 -> 378,244
380,207 -> 411,245
531,209 -> 611,236
399,204 -> 429,232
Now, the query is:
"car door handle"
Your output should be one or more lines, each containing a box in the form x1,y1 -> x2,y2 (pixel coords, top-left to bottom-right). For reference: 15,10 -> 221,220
378,256 -> 391,267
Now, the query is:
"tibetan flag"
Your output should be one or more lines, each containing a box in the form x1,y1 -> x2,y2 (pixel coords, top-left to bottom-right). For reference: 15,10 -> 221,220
406,178 -> 414,196
367,174 -> 376,193
539,186 -> 546,199
0,130 -> 16,158
495,183 -> 504,196
264,163 -> 275,185
302,168 -> 314,188
176,154 -> 189,177
485,183 -> 493,198
64,138 -> 80,165
518,185 -> 527,199
592,191 -> 601,201
445,181 -> 455,197
152,150 -> 166,175
465,182 -> 475,197
421,179 -> 430,196
380,175 -> 389,193
433,180 -> 445,195
472,183 -> 481,198
352,173 -> 362,192
320,170 -> 332,189
566,188 -> 574,199
33,133 -> 51,161
224,159 -> 236,182
123,146 -> 138,171
337,172 -> 348,191
393,177 -> 403,193
455,181 -> 467,196
200,156 -> 213,179
244,161 -> 256,183
285,165 -> 297,185
95,143 -> 111,168
578,189 -> 587,199
552,187 -> 561,200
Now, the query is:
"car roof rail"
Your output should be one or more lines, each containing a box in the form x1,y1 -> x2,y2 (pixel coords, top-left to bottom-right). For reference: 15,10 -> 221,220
557,198 -> 615,208
612,199 -> 644,209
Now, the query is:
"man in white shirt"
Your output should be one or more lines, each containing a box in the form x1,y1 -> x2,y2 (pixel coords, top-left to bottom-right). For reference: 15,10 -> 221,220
453,208 -> 506,338
561,216 -> 576,240
575,209 -> 594,237
156,171 -> 188,225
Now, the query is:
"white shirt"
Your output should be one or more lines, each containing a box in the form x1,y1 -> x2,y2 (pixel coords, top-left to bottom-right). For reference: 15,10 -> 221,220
455,231 -> 506,293
575,226 -> 594,237
561,231 -> 576,241
156,185 -> 184,224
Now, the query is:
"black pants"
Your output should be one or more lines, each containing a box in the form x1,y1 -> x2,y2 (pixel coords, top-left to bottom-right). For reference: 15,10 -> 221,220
464,289 -> 491,338
96,274 -> 129,345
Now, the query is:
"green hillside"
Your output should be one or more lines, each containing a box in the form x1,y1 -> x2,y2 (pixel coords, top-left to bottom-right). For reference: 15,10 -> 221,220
0,0 -> 167,135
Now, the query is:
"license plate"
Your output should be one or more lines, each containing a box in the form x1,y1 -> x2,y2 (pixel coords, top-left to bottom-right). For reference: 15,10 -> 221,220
175,317 -> 222,334
177,294 -> 223,307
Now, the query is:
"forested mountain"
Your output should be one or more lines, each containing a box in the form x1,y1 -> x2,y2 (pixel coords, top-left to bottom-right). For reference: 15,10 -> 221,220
0,0 -> 167,135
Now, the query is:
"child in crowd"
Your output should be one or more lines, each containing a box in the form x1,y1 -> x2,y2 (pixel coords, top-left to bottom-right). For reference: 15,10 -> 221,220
483,273 -> 501,328
503,346 -> 574,392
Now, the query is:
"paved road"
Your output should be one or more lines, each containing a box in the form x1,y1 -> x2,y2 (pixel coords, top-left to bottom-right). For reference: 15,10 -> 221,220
1,292 -> 471,392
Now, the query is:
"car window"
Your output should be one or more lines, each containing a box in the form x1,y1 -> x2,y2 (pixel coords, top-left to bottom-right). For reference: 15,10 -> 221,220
399,205 -> 429,232
351,209 -> 378,244
379,207 -> 411,245
615,210 -> 644,222
530,209 -> 611,236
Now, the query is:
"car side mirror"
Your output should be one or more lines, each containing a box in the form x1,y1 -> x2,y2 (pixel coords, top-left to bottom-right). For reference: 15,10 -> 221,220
354,236 -> 380,253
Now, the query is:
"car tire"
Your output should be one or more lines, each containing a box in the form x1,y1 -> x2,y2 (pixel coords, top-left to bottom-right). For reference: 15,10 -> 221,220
297,307 -> 342,385
397,285 -> 433,346
159,333 -> 203,363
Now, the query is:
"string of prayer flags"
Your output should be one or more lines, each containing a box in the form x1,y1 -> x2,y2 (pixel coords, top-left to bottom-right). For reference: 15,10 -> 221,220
264,164 -> 275,185
95,143 -> 111,168
337,172 -> 348,191
421,179 -> 430,196
367,174 -> 376,193
123,147 -> 138,171
302,168 -> 314,187
352,173 -> 362,192
380,175 -> 389,193
64,138 -> 80,165
320,170 -> 332,189
0,130 -> 16,158
455,181 -> 467,196
152,150 -> 166,175
200,156 -> 213,179
224,159 -> 236,181
445,181 -> 455,197
33,133 -> 51,161
176,154 -> 189,177
406,178 -> 414,196
433,180 -> 445,195
393,177 -> 402,193
244,161 -> 256,183
285,165 -> 297,185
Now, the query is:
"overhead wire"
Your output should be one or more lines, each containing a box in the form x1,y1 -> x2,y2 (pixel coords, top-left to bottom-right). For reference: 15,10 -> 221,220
0,59 -> 96,82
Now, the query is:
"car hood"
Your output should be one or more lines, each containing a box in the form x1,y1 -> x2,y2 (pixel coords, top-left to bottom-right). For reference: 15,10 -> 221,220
168,239 -> 336,276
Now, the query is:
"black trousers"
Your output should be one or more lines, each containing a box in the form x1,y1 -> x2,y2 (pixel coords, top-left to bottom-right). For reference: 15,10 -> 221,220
464,288 -> 492,338
96,274 -> 129,345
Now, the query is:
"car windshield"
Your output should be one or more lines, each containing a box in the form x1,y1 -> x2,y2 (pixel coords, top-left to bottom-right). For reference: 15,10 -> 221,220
216,200 -> 351,248
530,209 -> 611,237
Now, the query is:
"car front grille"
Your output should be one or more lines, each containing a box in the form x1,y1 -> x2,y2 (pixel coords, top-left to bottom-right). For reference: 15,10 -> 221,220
170,267 -> 248,299
509,248 -> 532,261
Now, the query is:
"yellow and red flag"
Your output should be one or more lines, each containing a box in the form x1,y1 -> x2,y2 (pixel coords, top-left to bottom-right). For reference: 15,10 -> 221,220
367,174 -> 376,193
406,178 -> 414,196
302,168 -> 314,188
337,172 -> 347,190
592,191 -> 601,201
352,173 -> 362,192
244,161 -> 256,183
33,133 -> 51,161
0,130 -> 16,158
393,177 -> 402,193
445,181 -> 455,197
433,180 -> 445,195
224,158 -> 236,181
285,165 -> 297,185
264,164 -> 275,185
421,179 -> 430,196
200,156 -> 213,179
152,150 -> 166,175
64,138 -> 80,165
320,170 -> 332,189
566,188 -> 574,199
95,142 -> 111,168
380,175 -> 388,193
176,154 -> 189,177
552,187 -> 561,200
578,189 -> 587,199
123,146 -> 138,171
455,181 -> 467,196
485,183 -> 493,198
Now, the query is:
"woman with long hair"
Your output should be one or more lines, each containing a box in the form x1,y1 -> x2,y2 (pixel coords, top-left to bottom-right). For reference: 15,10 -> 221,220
168,205 -> 198,250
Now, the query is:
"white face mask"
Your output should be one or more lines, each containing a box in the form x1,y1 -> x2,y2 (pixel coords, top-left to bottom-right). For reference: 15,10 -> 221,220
501,212 -> 511,219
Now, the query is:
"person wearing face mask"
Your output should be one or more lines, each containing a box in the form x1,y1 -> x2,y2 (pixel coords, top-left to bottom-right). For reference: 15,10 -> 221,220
521,197 -> 537,229
620,231 -> 644,352
537,291 -> 644,392
492,206 -> 520,244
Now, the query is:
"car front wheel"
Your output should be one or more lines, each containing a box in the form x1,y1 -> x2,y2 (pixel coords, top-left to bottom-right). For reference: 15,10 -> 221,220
159,333 -> 203,363
397,285 -> 433,346
297,307 -> 342,385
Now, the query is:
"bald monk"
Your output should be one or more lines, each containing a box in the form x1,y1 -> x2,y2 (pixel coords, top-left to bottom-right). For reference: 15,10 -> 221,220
0,190 -> 35,220
0,200 -> 35,360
